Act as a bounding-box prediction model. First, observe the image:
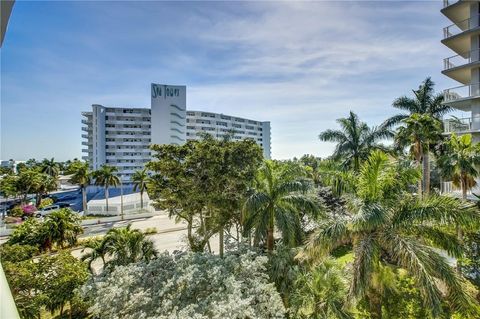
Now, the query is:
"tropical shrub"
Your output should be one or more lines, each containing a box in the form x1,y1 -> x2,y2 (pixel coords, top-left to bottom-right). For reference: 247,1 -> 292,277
7,209 -> 83,250
0,243 -> 39,263
82,250 -> 285,319
3,251 -> 89,319
38,197 -> 54,209
9,205 -> 24,217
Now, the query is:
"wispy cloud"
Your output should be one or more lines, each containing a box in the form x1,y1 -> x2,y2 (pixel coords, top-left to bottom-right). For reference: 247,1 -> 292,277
1,0 -> 455,160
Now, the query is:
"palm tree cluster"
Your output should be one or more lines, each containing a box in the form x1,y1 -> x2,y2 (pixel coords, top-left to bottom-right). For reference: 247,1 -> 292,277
81,224 -> 157,274
67,163 -> 151,214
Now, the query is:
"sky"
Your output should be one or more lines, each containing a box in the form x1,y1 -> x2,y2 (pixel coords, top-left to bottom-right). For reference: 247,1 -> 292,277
0,0 -> 467,161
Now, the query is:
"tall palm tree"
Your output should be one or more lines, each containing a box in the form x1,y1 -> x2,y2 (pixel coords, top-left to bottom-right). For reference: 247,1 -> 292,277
395,113 -> 442,197
319,111 -> 392,171
301,151 -> 480,319
131,168 -> 149,210
103,224 -> 157,269
93,165 -> 120,214
381,77 -> 450,129
69,161 -> 91,213
40,157 -> 60,177
243,161 -> 319,252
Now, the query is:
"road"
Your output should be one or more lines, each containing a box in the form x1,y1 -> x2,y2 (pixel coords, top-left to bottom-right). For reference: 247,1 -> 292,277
71,214 -> 220,260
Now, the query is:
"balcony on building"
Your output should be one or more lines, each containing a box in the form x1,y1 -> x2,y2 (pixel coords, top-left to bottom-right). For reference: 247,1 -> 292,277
443,48 -> 480,84
442,15 -> 480,55
442,1 -> 470,26
443,117 -> 479,134
443,83 -> 480,111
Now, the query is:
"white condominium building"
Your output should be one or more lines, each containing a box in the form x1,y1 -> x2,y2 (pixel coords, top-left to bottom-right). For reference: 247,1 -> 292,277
82,84 -> 271,182
442,1 -> 480,139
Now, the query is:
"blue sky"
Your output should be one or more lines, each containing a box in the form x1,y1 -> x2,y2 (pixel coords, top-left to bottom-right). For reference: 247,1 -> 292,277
0,0 -> 465,161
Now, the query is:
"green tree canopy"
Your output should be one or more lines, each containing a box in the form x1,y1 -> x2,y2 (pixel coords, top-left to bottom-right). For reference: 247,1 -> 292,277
319,111 -> 392,171
302,151 -> 480,318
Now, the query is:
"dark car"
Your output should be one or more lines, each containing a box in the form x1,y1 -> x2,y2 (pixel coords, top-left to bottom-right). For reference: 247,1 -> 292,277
56,202 -> 72,208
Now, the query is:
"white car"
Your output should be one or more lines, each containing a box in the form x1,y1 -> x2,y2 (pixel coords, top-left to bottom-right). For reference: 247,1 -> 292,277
35,205 -> 60,218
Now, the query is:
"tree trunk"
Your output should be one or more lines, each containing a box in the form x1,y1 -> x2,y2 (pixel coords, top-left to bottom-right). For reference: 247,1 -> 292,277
267,208 -> 275,252
417,146 -> 423,198
368,292 -> 382,319
105,186 -> 109,213
140,190 -> 144,209
267,228 -> 274,252
69,300 -> 73,319
60,303 -> 64,316
82,185 -> 87,214
219,225 -> 224,258
423,147 -> 430,197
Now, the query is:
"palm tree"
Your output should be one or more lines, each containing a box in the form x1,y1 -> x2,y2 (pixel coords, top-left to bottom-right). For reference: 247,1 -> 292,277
35,174 -> 58,207
395,113 -> 442,197
319,111 -> 392,171
243,161 -> 319,252
438,133 -> 480,245
81,238 -> 108,274
438,134 -> 480,200
40,157 -> 60,177
131,168 -> 149,210
43,208 -> 83,249
301,151 -> 480,318
103,224 -> 157,269
291,258 -> 353,319
93,165 -> 120,214
382,77 -> 450,129
69,161 -> 91,213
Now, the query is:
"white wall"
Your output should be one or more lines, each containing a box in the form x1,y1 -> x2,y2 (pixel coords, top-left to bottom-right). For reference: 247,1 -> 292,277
150,84 -> 187,146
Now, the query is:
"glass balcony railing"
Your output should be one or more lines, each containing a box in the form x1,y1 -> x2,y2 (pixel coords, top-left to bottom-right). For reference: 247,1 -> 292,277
444,49 -> 480,70
443,0 -> 459,8
443,16 -> 479,39
443,83 -> 480,102
443,117 -> 472,133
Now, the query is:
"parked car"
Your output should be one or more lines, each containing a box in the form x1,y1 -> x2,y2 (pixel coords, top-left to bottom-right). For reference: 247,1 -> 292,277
35,205 -> 60,218
56,202 -> 72,208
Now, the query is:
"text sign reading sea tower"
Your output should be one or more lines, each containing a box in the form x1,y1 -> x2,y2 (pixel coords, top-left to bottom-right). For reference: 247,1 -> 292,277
150,83 -> 187,146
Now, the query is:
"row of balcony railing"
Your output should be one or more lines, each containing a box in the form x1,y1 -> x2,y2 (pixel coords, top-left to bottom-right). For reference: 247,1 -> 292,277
443,83 -> 480,102
443,15 -> 479,39
443,117 -> 472,133
444,48 -> 480,70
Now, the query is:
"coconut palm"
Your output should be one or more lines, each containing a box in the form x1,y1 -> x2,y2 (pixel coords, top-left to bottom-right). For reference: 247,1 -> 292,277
302,151 -> 480,318
131,168 -> 149,210
93,165 -> 120,214
81,238 -> 108,274
69,161 -> 91,213
395,113 -> 442,196
40,157 -> 60,177
381,77 -> 450,129
319,111 -> 392,172
243,161 -> 319,252
103,224 -> 157,269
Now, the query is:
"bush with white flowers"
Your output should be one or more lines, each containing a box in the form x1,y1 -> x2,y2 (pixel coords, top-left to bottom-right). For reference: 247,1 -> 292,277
82,250 -> 285,319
